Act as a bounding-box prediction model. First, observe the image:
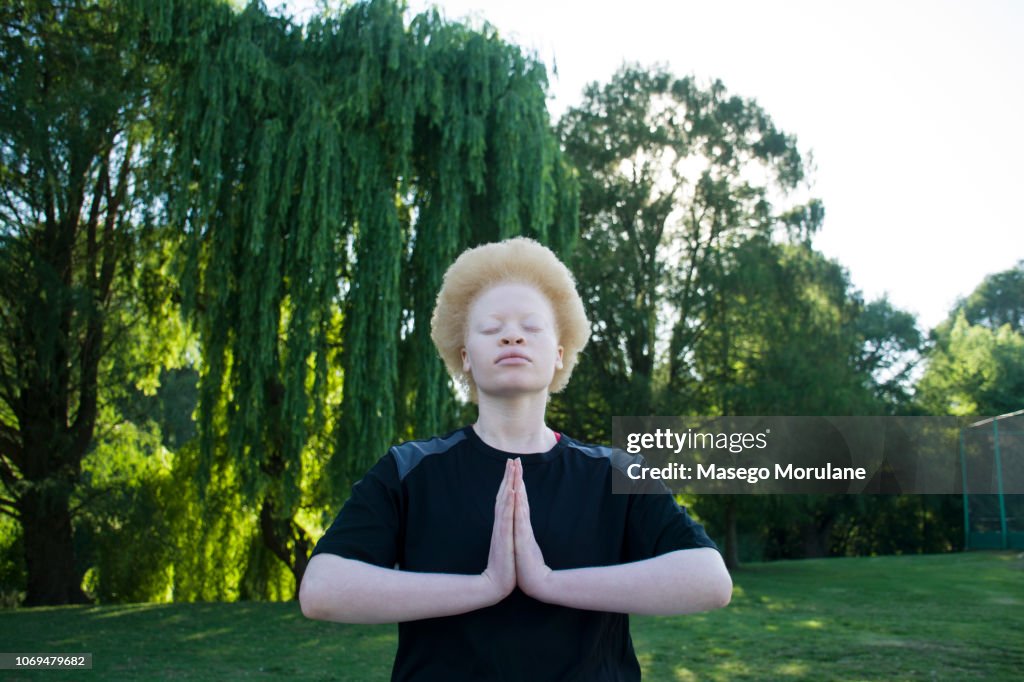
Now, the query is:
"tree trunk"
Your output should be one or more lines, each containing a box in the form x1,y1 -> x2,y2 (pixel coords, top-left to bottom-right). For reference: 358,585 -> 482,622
259,497 -> 312,600
17,363 -> 94,606
724,496 -> 740,571
21,481 -> 88,606
800,516 -> 836,558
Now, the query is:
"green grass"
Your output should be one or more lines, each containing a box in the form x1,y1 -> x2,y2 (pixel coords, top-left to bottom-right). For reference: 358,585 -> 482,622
1,551 -> 1021,681
633,550 -> 1023,681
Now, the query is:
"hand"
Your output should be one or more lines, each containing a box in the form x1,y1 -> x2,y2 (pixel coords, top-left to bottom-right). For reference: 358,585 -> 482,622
481,458 -> 516,603
512,458 -> 553,599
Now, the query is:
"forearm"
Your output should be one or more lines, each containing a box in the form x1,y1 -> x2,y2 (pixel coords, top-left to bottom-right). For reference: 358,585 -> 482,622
535,547 -> 732,615
299,554 -> 500,624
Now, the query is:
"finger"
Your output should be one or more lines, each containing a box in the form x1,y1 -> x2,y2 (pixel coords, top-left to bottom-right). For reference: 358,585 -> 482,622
515,482 -> 534,542
516,487 -> 530,527
504,461 -> 516,512
516,454 -> 524,497
496,460 -> 514,518
511,460 -> 520,512
509,459 -> 518,502
515,459 -> 528,508
514,488 -> 530,537
514,488 -> 524,530
496,471 -> 514,539
504,478 -> 515,525
514,488 -> 534,560
502,457 -> 512,491
519,464 -> 529,509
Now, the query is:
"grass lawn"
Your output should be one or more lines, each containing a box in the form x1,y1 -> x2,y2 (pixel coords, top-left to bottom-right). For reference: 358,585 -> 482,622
0,551 -> 1021,680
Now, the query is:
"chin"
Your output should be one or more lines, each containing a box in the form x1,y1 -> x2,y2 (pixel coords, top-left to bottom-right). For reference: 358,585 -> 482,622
478,382 -> 550,399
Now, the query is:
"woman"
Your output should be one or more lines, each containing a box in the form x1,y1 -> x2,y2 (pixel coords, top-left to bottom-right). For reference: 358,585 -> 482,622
300,237 -> 731,681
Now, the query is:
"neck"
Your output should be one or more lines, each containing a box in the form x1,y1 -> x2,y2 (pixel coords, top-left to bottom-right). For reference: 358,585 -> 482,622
472,392 -> 556,453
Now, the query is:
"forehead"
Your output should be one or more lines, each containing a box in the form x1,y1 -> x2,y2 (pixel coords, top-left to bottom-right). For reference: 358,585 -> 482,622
468,282 -> 555,320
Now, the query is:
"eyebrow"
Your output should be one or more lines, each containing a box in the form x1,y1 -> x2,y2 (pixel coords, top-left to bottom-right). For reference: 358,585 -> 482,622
484,313 -> 546,321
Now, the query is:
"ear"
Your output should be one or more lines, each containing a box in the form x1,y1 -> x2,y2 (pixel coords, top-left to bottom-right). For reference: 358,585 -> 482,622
461,347 -> 471,373
556,345 -> 564,370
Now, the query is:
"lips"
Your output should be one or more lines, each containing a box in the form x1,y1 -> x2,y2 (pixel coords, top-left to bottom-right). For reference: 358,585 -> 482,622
495,351 -> 531,364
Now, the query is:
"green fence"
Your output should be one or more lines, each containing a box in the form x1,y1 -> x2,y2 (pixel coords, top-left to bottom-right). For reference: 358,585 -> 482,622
961,410 -> 1024,550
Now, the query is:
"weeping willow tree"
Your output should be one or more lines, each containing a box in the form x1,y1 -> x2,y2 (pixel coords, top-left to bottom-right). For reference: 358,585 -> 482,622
138,0 -> 577,596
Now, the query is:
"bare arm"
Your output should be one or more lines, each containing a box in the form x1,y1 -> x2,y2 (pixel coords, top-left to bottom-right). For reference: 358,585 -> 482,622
299,458 -> 518,624
299,554 -> 501,624
526,547 -> 732,615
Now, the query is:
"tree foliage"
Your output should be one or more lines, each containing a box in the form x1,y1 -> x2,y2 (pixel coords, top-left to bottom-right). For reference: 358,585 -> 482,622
556,65 -> 819,433
917,261 -> 1024,417
0,0 -> 172,604
134,0 -> 577,593
950,260 -> 1024,334
1,1 -> 975,602
1,0 -> 576,604
918,313 -> 1024,417
555,65 -> 926,568
681,237 -> 922,567
689,237 -> 921,417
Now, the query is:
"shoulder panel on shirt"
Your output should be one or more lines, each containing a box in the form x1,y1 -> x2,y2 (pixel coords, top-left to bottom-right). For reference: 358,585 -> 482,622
563,437 -> 639,476
390,428 -> 468,481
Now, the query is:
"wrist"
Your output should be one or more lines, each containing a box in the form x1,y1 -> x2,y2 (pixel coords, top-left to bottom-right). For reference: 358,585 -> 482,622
478,571 -> 513,607
521,566 -> 557,603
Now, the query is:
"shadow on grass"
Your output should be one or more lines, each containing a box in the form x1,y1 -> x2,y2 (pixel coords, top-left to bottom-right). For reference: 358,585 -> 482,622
0,601 -> 398,681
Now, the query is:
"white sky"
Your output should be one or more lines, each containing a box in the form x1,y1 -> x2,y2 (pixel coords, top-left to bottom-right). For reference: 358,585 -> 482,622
272,0 -> 1023,332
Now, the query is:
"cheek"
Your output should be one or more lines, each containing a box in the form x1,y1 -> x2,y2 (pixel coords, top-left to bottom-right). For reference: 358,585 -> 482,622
462,342 -> 482,369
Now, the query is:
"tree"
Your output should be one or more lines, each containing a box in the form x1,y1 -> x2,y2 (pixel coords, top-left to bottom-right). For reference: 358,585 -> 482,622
682,237 -> 923,566
852,297 -> 922,412
690,238 -> 920,418
555,65 -> 930,567
917,262 -> 1024,417
0,0 -> 166,604
917,312 -> 1024,417
554,66 -> 825,569
555,65 -> 816,436
952,260 -> 1024,333
142,0 -> 577,595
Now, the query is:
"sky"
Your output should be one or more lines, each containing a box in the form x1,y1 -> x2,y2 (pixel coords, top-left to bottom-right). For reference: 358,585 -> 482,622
270,0 -> 1023,332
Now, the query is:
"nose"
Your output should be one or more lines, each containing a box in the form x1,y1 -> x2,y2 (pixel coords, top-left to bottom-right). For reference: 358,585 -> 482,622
501,332 -> 525,345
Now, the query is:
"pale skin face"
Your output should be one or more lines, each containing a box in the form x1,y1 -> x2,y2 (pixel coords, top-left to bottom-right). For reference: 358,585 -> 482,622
460,282 -> 564,401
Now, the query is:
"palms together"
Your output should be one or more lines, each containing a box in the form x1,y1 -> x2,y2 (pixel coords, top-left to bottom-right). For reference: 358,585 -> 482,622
483,458 -> 552,600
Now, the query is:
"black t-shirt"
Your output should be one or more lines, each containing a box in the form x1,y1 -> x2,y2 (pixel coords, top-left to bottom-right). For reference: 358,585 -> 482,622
310,424 -> 720,681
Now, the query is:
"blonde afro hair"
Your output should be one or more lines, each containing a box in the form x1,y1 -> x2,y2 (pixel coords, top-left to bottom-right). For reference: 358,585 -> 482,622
430,237 -> 591,404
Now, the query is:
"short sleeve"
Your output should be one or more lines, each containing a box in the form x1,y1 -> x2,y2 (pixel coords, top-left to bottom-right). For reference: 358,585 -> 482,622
310,451 -> 403,568
623,475 -> 720,562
